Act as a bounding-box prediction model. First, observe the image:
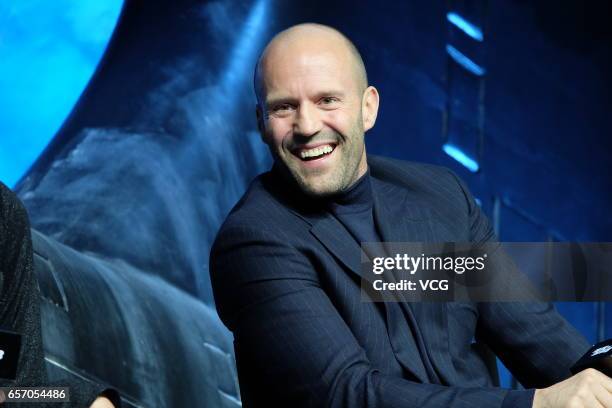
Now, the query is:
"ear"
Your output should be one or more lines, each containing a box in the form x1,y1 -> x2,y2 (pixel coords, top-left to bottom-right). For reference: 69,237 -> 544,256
361,86 -> 380,132
255,104 -> 268,143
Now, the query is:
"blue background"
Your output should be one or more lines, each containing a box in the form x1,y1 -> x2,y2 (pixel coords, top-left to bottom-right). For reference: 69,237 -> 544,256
0,0 -> 122,186
1,0 -> 610,391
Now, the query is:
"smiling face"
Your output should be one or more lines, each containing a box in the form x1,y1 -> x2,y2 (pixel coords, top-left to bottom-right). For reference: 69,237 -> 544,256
255,24 -> 379,197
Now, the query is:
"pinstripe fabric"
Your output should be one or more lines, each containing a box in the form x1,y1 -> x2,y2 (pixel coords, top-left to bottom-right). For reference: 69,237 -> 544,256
210,155 -> 590,408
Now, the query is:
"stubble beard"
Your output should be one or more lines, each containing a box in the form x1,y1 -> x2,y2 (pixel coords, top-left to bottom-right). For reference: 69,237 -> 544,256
272,127 -> 366,198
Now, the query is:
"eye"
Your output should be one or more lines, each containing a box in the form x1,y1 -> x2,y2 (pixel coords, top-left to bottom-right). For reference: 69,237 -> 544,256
319,96 -> 340,107
273,103 -> 293,111
268,103 -> 295,117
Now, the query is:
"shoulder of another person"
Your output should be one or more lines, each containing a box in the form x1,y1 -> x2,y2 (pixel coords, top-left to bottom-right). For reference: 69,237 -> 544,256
0,181 -> 16,214
0,181 -> 29,233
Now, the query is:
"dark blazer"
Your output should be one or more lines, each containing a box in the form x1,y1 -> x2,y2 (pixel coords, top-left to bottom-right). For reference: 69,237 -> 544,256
210,155 -> 590,408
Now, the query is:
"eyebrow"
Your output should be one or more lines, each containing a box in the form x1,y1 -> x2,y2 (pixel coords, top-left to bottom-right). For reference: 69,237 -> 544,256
265,90 -> 346,108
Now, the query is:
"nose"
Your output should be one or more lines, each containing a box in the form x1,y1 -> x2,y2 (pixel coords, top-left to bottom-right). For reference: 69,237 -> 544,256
294,102 -> 322,137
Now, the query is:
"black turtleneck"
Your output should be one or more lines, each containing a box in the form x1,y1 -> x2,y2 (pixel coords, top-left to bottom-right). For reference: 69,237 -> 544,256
327,171 -> 441,383
327,170 -> 382,246
268,163 -> 382,246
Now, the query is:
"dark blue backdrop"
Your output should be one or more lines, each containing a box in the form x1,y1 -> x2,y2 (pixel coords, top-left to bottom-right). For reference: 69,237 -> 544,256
1,0 -> 610,390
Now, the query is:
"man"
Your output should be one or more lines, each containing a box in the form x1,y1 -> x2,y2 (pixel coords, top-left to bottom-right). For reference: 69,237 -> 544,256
0,182 -> 118,407
210,23 -> 611,407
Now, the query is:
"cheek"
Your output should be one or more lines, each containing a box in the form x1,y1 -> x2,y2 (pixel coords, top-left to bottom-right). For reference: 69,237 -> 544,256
265,120 -> 291,148
324,110 -> 359,136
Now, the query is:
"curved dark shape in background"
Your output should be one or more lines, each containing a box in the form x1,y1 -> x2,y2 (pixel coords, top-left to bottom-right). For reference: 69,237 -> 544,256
18,0 -> 276,405
33,230 -> 239,407
17,0 -> 274,301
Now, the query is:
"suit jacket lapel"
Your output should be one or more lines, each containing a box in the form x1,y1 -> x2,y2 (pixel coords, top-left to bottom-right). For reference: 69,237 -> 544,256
310,212 -> 430,383
410,302 -> 457,385
310,214 -> 363,281
371,177 -> 456,385
268,161 -> 459,385
309,200 -> 428,382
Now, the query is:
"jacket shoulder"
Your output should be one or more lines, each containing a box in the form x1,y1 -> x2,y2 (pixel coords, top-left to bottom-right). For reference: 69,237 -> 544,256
368,155 -> 465,196
367,155 -> 484,240
213,172 -> 304,242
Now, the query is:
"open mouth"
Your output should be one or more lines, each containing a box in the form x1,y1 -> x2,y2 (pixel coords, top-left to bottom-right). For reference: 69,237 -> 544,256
294,144 -> 337,161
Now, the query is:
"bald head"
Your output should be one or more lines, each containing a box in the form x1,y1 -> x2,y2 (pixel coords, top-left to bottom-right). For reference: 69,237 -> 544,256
254,23 -> 368,105
252,23 -> 380,197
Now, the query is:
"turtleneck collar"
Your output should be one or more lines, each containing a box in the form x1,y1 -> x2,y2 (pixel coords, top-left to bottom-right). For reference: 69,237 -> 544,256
268,162 -> 373,215
327,169 -> 373,215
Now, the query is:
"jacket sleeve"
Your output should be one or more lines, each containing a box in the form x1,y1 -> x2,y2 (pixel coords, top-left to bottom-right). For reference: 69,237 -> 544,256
210,222 -> 534,408
448,171 -> 591,392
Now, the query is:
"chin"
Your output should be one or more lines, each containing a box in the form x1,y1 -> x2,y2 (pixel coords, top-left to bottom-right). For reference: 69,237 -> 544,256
296,178 -> 340,198
282,161 -> 340,197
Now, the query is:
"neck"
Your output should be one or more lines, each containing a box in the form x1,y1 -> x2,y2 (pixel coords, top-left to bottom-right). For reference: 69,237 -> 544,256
342,150 -> 368,192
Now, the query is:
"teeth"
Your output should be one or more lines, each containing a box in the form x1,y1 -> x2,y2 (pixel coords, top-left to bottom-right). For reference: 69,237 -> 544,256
299,145 -> 334,159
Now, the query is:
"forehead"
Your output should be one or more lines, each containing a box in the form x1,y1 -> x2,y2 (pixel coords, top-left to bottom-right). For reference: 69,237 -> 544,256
260,44 -> 357,99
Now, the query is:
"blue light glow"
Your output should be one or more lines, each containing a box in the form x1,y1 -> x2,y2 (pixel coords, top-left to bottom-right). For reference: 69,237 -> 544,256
221,0 -> 269,91
446,45 -> 486,76
446,12 -> 484,42
442,143 -> 480,172
0,0 -> 122,187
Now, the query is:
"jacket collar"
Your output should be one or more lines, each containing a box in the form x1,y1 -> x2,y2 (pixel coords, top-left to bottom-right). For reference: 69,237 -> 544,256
262,158 -> 433,279
261,157 -> 450,384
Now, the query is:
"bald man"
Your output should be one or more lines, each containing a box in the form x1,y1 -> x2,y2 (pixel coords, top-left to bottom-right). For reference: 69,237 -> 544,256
210,24 -> 601,408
